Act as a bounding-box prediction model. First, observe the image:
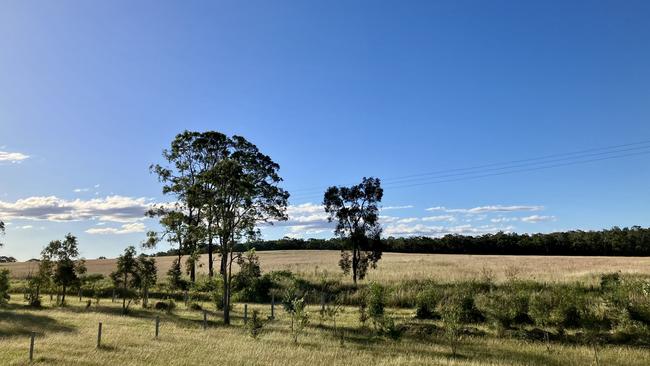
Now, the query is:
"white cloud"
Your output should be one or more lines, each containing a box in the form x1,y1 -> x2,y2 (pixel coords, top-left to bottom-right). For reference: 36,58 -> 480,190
521,215 -> 556,223
397,217 -> 419,224
426,205 -> 543,214
383,223 -> 514,237
86,222 -> 146,235
73,188 -> 90,193
0,195 -> 154,223
381,205 -> 414,211
0,151 -> 29,163
271,202 -> 334,236
422,215 -> 456,222
491,217 -> 519,223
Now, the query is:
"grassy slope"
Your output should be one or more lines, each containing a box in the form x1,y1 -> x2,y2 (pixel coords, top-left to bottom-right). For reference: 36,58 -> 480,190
4,250 -> 650,284
2,297 -> 649,366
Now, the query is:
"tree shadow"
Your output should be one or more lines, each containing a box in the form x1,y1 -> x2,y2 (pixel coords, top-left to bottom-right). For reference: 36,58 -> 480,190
0,310 -> 75,338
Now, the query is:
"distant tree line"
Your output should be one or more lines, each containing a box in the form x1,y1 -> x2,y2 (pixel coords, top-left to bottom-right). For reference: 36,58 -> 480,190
149,226 -> 650,257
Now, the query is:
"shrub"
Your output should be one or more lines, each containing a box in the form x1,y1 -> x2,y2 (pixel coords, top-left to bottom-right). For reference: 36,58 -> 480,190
380,317 -> 404,341
188,302 -> 203,311
366,283 -> 387,330
475,289 -> 528,333
247,310 -> 265,339
529,286 -> 584,330
438,292 -> 466,357
0,269 -> 10,306
415,285 -> 443,319
154,299 -> 176,312
358,303 -> 368,327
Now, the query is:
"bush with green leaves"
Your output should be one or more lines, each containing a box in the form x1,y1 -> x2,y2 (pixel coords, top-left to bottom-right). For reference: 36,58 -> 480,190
438,292 -> 466,357
380,317 -> 404,341
529,286 -> 583,333
282,289 -> 310,343
475,288 -> 529,333
415,285 -> 443,319
366,283 -> 387,331
0,268 -> 10,306
247,309 -> 265,339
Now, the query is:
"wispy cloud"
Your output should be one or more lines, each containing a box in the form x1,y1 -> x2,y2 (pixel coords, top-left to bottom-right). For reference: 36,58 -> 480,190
383,223 -> 515,237
422,215 -> 456,222
0,151 -> 29,163
86,222 -> 146,235
73,188 -> 90,193
381,205 -> 414,211
490,217 -> 519,223
426,205 -> 544,214
0,195 -> 154,223
521,215 -> 556,223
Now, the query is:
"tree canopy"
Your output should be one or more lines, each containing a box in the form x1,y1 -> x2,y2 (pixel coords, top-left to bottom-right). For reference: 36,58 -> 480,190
324,177 -> 383,285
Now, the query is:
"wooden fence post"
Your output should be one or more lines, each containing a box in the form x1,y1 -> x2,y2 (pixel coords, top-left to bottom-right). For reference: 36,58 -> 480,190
203,311 -> 207,330
271,294 -> 275,319
244,304 -> 248,324
29,332 -> 35,362
155,316 -> 160,338
97,322 -> 102,348
320,292 -> 325,312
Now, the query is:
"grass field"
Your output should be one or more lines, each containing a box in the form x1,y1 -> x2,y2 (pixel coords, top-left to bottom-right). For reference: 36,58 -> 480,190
2,296 -> 650,365
4,250 -> 650,284
4,251 -> 650,365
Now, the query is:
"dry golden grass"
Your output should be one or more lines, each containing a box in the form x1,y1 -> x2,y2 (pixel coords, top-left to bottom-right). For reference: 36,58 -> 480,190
4,250 -> 650,285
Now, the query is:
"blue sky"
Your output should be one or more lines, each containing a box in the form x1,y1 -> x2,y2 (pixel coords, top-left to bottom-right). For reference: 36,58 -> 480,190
1,0 -> 649,260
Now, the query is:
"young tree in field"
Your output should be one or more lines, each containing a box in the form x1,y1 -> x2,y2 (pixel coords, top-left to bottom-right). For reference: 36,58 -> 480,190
134,254 -> 157,308
41,234 -> 86,305
111,246 -> 138,314
323,177 -> 383,285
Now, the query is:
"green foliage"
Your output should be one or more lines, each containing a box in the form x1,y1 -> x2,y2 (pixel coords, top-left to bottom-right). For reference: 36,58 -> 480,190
284,295 -> 310,343
438,292 -> 466,357
232,249 -> 263,300
167,258 -> 188,291
529,286 -> 583,330
247,309 -> 265,339
41,233 -> 85,305
380,317 -> 403,341
154,299 -> 176,313
358,303 -> 368,326
365,283 -> 387,330
415,285 -> 443,319
475,289 -> 529,333
323,177 -> 383,284
0,269 -> 10,306
111,246 -> 139,314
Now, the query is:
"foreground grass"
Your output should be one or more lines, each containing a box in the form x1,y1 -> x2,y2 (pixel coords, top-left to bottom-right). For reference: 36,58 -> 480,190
2,297 -> 650,365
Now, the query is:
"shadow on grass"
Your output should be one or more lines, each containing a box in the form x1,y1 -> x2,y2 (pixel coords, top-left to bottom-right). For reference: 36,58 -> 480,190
0,309 -> 75,338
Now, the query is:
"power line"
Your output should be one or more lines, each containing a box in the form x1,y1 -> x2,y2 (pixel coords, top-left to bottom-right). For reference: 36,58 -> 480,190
288,140 -> 650,201
289,139 -> 650,195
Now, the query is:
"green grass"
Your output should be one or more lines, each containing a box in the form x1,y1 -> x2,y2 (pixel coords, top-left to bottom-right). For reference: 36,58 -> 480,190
2,295 -> 649,365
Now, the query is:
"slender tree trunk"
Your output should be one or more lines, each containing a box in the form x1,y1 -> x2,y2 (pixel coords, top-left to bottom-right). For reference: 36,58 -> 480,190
122,273 -> 127,314
352,247 -> 359,286
222,270 -> 230,325
208,240 -> 213,278
190,262 -> 196,282
61,285 -> 66,304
